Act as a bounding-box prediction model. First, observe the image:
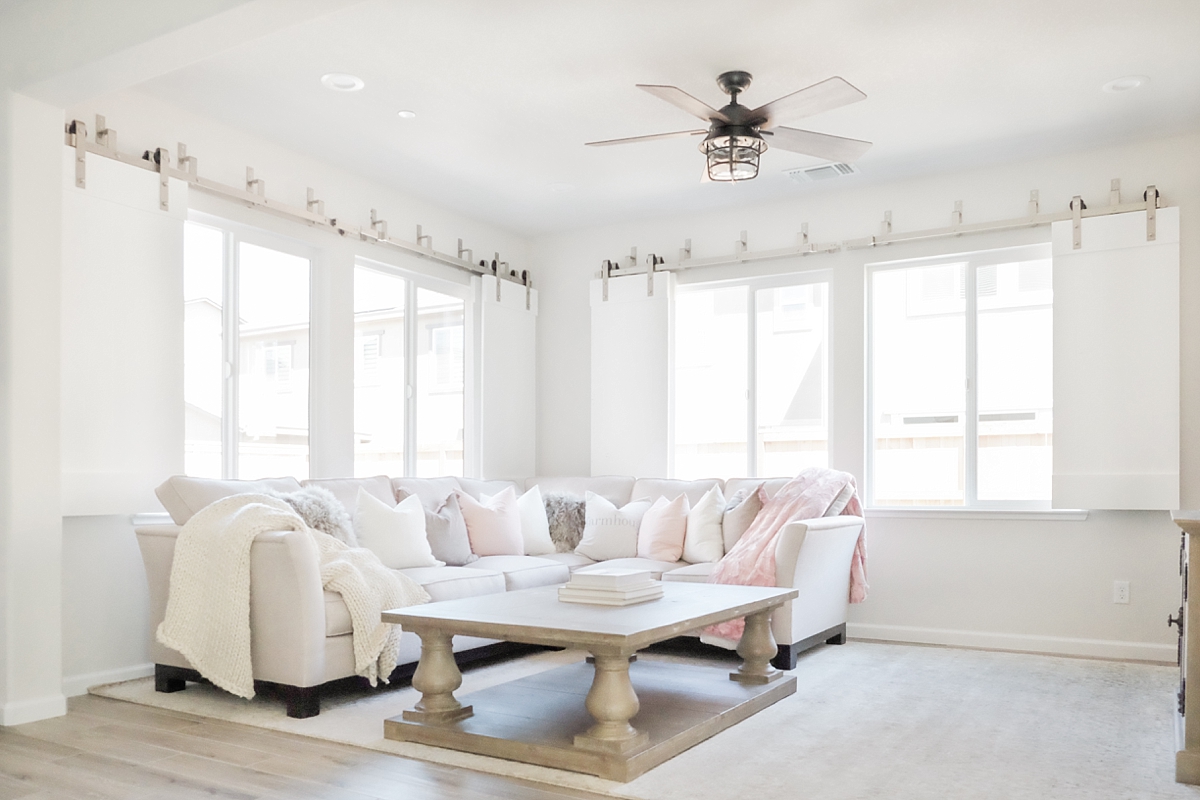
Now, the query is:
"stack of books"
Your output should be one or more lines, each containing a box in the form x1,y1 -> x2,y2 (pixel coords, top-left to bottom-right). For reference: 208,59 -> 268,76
558,568 -> 664,606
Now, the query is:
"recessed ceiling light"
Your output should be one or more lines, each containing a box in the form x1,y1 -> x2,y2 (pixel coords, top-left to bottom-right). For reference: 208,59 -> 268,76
1102,75 -> 1148,93
321,73 -> 364,92
397,110 -> 417,119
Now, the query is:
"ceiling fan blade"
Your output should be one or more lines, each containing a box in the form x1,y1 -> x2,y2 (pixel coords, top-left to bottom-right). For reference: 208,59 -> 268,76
749,76 -> 866,127
638,84 -> 732,124
585,129 -> 707,147
762,126 -> 872,162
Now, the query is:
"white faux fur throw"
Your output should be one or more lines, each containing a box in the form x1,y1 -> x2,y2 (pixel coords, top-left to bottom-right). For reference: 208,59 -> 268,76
157,493 -> 429,699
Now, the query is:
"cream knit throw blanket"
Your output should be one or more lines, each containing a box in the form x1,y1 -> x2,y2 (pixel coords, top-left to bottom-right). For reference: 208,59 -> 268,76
157,493 -> 429,699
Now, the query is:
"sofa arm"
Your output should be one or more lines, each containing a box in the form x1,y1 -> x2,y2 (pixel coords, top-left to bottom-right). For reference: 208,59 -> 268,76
771,515 -> 865,645
135,524 -> 329,688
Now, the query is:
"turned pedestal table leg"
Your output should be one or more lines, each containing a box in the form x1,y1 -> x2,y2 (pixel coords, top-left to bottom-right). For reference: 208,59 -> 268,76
731,609 -> 783,685
574,652 -> 650,754
403,629 -> 473,723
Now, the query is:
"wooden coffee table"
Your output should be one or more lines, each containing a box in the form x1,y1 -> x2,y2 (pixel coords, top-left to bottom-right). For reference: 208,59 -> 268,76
381,581 -> 798,781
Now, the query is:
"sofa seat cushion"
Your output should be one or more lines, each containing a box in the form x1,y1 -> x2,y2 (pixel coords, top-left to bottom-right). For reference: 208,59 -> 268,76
538,552 -> 597,571
660,562 -> 716,584
324,591 -> 354,636
465,556 -> 570,591
398,565 -> 506,602
575,557 -> 689,581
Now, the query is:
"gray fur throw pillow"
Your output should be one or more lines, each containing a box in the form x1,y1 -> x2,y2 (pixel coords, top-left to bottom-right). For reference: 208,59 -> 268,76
268,486 -> 357,547
543,492 -> 586,553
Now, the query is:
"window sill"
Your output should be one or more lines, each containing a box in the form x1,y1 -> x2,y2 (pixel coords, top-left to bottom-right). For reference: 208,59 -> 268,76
865,507 -> 1089,522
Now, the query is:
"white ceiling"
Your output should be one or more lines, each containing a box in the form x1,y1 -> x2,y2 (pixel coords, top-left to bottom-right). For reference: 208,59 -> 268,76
131,0 -> 1200,235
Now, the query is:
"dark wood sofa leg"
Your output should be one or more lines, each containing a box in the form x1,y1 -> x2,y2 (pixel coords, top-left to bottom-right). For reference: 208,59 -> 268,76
826,624 -> 848,645
772,644 -> 798,671
155,664 -> 190,693
282,685 -> 321,719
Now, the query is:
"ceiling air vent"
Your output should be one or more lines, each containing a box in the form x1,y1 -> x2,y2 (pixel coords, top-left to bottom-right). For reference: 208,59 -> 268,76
785,162 -> 859,183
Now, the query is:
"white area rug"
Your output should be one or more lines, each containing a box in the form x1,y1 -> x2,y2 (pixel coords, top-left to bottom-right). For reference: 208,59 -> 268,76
92,642 -> 1200,799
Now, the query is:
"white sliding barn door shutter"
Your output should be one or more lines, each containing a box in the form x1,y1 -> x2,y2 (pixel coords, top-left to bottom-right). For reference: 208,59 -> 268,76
60,150 -> 187,514
1051,207 -> 1179,510
590,272 -> 673,477
478,275 -> 537,479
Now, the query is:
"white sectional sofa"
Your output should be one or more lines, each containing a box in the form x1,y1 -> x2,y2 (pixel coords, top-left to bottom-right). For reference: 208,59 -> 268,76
136,473 -> 863,717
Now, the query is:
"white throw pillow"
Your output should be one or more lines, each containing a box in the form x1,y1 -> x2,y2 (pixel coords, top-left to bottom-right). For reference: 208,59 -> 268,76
484,485 -> 555,556
575,493 -> 651,561
683,484 -> 725,563
353,489 -> 443,570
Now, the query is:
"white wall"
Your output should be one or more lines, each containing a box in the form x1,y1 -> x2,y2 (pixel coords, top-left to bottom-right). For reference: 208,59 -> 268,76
532,130 -> 1200,661
54,89 -> 536,694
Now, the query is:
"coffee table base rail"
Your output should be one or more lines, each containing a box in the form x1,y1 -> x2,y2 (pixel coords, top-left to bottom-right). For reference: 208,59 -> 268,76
384,658 -> 797,782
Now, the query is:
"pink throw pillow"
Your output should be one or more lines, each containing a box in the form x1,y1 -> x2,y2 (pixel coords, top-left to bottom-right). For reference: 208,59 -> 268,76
456,487 -> 524,556
637,494 -> 690,562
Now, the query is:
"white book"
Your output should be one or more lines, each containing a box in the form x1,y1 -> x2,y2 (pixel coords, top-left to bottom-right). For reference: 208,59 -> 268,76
558,583 -> 664,605
558,584 -> 664,606
568,568 -> 654,590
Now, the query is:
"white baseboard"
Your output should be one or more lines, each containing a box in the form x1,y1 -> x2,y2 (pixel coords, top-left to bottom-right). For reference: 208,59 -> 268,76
848,622 -> 1177,663
1,693 -> 67,726
62,662 -> 154,698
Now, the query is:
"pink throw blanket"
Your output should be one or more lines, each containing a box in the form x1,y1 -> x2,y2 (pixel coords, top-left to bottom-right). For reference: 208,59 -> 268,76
706,468 -> 867,641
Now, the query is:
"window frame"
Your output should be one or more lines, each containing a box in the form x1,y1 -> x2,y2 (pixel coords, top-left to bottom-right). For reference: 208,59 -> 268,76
185,213 -> 317,479
672,267 -> 833,479
353,256 -> 473,478
864,242 -> 1053,511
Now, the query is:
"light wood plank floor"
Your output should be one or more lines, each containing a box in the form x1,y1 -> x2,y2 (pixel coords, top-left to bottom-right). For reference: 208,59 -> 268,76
0,694 -> 614,799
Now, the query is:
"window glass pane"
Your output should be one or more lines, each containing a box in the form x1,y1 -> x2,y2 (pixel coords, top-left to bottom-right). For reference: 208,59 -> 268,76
977,259 -> 1053,501
416,287 -> 464,477
674,286 -> 748,479
756,284 -> 828,476
872,265 -> 966,505
238,243 -> 310,479
354,267 -> 406,477
183,222 -> 224,478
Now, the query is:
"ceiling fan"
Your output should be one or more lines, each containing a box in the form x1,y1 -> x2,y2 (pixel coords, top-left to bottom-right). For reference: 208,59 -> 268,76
586,71 -> 871,182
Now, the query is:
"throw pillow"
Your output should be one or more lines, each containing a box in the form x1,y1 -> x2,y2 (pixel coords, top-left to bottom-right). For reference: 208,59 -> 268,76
683,484 -> 726,563
405,491 -> 476,566
485,485 -> 555,556
544,492 -> 586,553
723,483 -> 766,552
575,493 -> 651,561
268,485 -> 357,547
353,489 -> 443,570
637,494 -> 690,562
457,487 -> 524,556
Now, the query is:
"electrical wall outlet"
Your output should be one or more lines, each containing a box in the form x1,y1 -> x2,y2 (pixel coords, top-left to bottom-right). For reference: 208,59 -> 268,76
1113,580 -> 1130,604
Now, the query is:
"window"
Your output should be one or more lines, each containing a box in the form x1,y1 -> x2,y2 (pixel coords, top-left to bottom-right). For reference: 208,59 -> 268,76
867,245 -> 1053,507
673,275 -> 830,479
353,264 -> 465,479
183,220 -> 311,480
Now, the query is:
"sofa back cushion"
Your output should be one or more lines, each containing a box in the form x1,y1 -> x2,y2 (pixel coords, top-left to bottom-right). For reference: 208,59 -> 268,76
632,477 -> 723,505
525,476 -> 634,506
155,475 -> 303,525
724,477 -> 791,502
301,476 -> 395,515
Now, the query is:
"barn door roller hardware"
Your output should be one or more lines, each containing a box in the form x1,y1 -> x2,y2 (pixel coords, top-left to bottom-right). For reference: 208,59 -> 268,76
62,113 -> 530,289
610,182 -> 1167,271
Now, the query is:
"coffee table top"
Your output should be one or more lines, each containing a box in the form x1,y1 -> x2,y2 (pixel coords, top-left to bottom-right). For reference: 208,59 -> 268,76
382,582 -> 798,652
